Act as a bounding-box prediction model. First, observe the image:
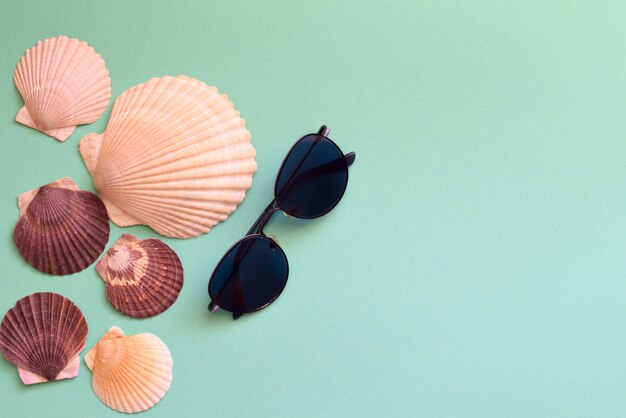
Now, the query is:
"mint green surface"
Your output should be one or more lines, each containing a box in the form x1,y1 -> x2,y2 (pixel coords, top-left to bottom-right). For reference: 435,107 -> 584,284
0,0 -> 625,416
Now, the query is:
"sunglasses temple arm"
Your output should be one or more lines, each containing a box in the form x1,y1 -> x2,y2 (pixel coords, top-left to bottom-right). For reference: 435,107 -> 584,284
318,125 -> 355,166
345,152 -> 356,166
246,199 -> 280,236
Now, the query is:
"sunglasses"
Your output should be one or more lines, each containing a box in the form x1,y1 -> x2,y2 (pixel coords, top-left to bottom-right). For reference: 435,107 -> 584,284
207,125 -> 356,319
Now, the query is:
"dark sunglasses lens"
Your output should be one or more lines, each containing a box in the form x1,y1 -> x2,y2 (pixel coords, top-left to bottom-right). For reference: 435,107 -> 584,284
208,235 -> 288,314
275,134 -> 348,219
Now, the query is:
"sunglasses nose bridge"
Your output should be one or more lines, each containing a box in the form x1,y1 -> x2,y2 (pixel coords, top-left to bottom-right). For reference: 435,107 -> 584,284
246,199 -> 280,236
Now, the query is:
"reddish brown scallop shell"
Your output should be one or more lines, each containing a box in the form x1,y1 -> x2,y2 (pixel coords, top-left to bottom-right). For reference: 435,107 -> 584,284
96,234 -> 184,318
13,177 -> 110,275
0,292 -> 88,384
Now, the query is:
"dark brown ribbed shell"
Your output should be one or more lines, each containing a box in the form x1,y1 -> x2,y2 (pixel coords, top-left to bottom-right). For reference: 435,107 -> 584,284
0,292 -> 88,384
13,177 -> 110,275
96,234 -> 184,318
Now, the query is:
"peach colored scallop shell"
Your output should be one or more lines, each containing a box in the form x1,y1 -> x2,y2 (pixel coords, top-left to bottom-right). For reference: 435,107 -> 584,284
14,35 -> 111,141
86,326 -> 173,413
79,75 -> 256,238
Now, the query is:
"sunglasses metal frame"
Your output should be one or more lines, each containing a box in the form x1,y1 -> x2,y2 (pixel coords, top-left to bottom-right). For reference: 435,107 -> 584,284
208,125 -> 356,319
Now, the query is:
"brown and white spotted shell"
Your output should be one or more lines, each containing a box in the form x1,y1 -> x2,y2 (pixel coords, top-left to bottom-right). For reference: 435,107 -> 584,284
96,234 -> 183,318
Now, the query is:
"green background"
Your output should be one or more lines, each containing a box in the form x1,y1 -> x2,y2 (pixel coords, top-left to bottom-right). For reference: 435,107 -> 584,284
0,0 -> 625,416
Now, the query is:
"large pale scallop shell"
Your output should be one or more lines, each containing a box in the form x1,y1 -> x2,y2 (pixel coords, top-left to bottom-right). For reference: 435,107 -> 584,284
13,177 -> 110,275
14,35 -> 111,141
85,326 -> 173,413
96,234 -> 184,318
0,292 -> 88,385
79,75 -> 256,238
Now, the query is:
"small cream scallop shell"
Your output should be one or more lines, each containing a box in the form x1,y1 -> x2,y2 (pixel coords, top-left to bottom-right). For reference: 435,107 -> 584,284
14,35 -> 111,141
85,326 -> 173,413
96,234 -> 184,318
0,292 -> 88,385
79,75 -> 256,238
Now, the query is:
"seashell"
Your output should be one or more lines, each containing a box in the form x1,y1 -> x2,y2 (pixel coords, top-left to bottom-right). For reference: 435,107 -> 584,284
0,292 -> 88,385
79,75 -> 256,238
14,176 -> 110,275
85,326 -> 173,413
14,35 -> 111,141
96,233 -> 184,318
